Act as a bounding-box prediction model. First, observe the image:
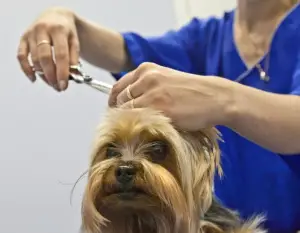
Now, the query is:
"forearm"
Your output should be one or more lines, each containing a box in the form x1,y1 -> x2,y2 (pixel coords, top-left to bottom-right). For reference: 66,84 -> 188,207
74,13 -> 133,73
225,82 -> 300,155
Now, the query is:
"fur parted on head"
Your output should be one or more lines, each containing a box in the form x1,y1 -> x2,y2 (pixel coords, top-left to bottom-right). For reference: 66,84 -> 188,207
80,107 -> 265,233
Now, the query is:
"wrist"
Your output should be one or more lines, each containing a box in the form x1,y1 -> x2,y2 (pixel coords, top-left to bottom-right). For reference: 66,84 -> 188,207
212,77 -> 240,127
74,12 -> 85,36
74,13 -> 130,73
220,79 -> 254,130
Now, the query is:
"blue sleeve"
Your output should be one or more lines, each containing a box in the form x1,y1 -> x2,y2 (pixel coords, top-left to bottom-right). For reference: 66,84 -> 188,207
290,53 -> 300,95
112,18 -> 216,80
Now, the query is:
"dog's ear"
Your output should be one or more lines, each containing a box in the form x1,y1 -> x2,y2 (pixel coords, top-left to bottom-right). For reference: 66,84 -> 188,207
178,127 -> 222,214
196,127 -> 222,176
180,127 -> 222,177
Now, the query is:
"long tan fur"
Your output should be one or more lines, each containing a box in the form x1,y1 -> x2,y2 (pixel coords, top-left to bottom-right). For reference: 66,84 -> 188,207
80,107 -> 266,233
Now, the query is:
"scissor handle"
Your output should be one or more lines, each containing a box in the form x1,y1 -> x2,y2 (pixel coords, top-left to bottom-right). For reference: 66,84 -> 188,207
34,62 -> 112,95
68,64 -> 90,82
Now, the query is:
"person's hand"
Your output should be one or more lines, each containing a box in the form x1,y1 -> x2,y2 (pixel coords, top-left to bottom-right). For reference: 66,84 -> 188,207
108,62 -> 235,131
17,7 -> 79,91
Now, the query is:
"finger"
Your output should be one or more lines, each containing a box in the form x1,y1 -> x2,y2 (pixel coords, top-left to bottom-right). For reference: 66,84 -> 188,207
116,84 -> 135,106
52,30 -> 70,91
36,30 -> 58,89
69,33 -> 80,66
108,70 -> 137,106
17,38 -> 36,82
120,95 -> 145,109
116,79 -> 145,106
28,35 -> 50,85
28,34 -> 42,73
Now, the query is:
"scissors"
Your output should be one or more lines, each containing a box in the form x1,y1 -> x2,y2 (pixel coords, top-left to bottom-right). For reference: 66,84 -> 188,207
34,62 -> 112,94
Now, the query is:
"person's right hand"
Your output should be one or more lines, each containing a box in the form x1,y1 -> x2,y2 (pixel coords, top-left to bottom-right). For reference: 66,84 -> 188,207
17,7 -> 80,91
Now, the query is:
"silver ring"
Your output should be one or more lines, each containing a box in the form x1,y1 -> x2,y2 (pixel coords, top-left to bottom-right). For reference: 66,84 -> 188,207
35,70 -> 44,76
37,40 -> 51,47
126,84 -> 134,100
34,69 -> 45,78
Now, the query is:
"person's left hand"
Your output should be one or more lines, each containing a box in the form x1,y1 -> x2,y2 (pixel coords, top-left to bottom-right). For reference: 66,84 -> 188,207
108,62 -> 235,131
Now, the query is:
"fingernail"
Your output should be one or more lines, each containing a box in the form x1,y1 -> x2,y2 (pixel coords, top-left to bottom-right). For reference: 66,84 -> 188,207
59,80 -> 67,91
53,84 -> 60,92
28,74 -> 36,83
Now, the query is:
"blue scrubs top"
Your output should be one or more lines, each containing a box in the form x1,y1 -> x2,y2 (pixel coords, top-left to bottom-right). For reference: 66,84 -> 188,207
113,3 -> 300,232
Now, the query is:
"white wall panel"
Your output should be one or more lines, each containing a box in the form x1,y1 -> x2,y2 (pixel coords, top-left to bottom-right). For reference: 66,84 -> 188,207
173,0 -> 237,27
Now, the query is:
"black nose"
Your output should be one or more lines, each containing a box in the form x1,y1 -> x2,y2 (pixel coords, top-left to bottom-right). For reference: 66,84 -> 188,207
115,164 -> 136,184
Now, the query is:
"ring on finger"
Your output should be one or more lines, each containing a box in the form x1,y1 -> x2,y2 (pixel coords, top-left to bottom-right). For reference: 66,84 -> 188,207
126,84 -> 134,100
33,69 -> 45,78
37,40 -> 51,47
34,70 -> 44,76
130,99 -> 135,108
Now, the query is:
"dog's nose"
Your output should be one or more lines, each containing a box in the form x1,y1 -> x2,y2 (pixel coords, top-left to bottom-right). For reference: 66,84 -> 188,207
115,164 -> 136,184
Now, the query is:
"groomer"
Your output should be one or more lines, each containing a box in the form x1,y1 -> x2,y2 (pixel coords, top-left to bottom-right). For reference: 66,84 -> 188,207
17,0 -> 300,232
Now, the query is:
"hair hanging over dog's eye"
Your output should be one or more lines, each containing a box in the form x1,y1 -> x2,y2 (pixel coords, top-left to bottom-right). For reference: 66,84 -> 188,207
147,141 -> 168,161
106,143 -> 121,158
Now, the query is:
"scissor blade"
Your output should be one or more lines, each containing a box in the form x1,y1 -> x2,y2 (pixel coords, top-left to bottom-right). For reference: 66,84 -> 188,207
87,79 -> 112,94
69,72 -> 112,94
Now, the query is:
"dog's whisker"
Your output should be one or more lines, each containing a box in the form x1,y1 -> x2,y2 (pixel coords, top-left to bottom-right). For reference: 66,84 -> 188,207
69,169 -> 89,206
57,180 -> 76,186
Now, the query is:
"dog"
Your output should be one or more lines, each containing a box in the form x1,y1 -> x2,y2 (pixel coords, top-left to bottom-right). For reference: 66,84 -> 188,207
79,107 -> 266,233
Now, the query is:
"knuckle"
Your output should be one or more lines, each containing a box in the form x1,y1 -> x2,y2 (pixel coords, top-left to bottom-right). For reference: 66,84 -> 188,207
111,83 -> 121,96
34,22 -> 49,32
39,53 -> 52,63
151,91 -> 164,104
55,52 -> 67,61
21,29 -> 32,40
137,62 -> 155,74
152,88 -> 172,105
48,23 -> 67,34
149,93 -> 173,117
142,62 -> 155,68
17,52 -> 26,61
138,62 -> 153,68
109,84 -> 121,105
143,69 -> 160,86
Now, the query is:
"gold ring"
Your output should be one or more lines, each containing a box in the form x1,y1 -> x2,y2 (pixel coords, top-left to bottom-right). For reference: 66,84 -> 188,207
130,99 -> 135,108
126,84 -> 134,100
37,40 -> 51,47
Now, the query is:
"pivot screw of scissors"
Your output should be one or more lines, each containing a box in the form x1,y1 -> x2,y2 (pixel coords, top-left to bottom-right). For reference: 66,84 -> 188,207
84,75 -> 93,82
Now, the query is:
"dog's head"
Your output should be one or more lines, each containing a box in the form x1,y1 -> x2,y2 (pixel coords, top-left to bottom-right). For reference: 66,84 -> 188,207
81,107 -> 222,233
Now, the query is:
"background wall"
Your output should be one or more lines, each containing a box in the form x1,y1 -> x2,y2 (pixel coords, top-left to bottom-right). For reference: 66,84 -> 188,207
174,0 -> 237,27
0,1 -> 235,233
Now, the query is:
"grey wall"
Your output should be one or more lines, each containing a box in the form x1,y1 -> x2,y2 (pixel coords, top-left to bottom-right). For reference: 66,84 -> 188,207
0,1 -> 176,232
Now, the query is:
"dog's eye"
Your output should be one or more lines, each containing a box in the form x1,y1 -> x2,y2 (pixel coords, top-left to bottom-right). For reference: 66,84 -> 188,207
106,144 -> 121,158
147,141 -> 168,161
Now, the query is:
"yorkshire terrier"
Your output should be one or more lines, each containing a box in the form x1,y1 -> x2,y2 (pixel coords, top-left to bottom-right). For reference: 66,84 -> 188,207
80,107 -> 266,233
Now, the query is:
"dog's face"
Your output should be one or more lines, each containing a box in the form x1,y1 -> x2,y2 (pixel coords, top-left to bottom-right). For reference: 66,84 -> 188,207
81,108 -> 221,233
